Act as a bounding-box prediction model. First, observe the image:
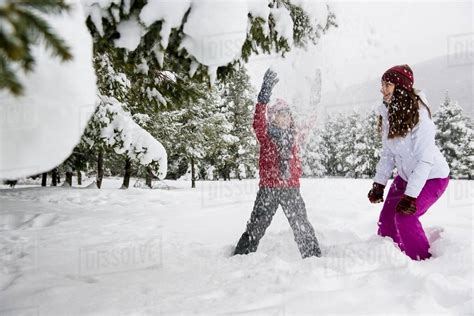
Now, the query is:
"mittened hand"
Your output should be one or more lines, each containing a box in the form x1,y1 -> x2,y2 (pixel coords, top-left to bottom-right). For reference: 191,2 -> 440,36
368,182 -> 385,203
396,195 -> 417,215
257,68 -> 279,104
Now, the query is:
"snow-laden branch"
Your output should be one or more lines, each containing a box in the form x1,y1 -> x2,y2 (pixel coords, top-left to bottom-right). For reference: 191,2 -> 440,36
97,95 -> 168,179
0,2 -> 97,180
82,0 -> 335,82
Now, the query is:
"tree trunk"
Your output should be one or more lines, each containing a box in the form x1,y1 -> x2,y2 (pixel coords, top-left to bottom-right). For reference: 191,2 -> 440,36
223,165 -> 230,181
51,168 -> 58,186
77,170 -> 82,185
6,180 -> 17,188
65,169 -> 73,186
191,157 -> 196,188
145,166 -> 153,188
41,173 -> 47,187
122,158 -> 132,189
97,149 -> 104,189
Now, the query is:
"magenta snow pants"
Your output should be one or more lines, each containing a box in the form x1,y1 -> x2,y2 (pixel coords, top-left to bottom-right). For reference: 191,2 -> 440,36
377,176 -> 449,260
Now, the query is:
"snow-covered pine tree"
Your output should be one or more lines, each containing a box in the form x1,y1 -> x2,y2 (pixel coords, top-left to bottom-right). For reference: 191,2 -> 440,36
86,95 -> 168,188
347,111 -> 382,178
0,0 -> 72,95
65,52 -> 123,188
66,48 -> 177,189
76,0 -> 337,188
83,0 -> 337,85
434,93 -> 474,179
303,110 -> 382,178
341,111 -> 360,178
324,113 -> 353,177
462,119 -> 474,179
319,114 -> 340,176
301,127 -> 327,177
94,52 -> 130,103
217,66 -> 258,180
152,83 -> 237,188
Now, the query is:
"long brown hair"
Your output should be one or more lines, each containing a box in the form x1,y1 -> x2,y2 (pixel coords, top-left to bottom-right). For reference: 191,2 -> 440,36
377,88 -> 432,139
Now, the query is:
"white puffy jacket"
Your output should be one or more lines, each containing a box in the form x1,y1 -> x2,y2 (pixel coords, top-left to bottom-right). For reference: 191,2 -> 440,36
373,90 -> 450,198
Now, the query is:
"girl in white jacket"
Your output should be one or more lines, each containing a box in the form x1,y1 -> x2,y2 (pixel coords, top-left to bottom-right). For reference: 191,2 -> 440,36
368,64 -> 450,260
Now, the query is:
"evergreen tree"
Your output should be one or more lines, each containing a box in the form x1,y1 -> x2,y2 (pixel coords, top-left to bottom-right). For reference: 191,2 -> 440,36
301,127 -> 327,177
72,0 -> 337,188
463,119 -> 474,179
305,110 -> 381,178
217,66 -> 258,180
152,84 -> 237,188
84,0 -> 337,86
342,112 -> 360,177
323,113 -> 351,176
318,114 -> 339,176
347,111 -> 382,178
69,48 -> 179,189
0,0 -> 72,95
434,94 -> 474,179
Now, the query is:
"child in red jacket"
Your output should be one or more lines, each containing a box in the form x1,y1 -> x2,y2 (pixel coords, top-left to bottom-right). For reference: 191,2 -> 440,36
233,69 -> 321,258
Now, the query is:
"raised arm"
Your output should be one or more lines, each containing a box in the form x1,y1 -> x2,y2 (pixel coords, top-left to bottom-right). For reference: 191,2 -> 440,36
253,103 -> 269,142
253,68 -> 279,143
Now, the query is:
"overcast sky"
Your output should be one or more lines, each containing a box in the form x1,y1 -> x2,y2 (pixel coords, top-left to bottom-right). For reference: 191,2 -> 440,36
247,0 -> 473,98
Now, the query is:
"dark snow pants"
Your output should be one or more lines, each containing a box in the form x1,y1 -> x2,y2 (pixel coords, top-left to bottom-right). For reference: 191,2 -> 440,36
234,187 -> 321,258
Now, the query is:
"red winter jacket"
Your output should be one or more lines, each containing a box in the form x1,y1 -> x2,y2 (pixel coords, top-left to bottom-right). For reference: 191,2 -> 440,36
253,103 -> 302,188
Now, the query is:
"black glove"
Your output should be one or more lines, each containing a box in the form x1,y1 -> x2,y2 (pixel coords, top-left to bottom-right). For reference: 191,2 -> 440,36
257,68 -> 279,104
396,195 -> 417,215
368,182 -> 385,203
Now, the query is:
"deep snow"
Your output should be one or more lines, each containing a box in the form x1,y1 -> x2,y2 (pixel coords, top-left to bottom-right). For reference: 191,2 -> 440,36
0,178 -> 472,315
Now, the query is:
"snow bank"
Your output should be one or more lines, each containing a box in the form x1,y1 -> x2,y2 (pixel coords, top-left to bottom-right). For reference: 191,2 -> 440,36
0,179 -> 471,314
0,1 -> 97,181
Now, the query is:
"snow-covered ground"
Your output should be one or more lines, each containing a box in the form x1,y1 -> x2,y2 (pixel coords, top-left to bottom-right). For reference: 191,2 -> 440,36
0,178 -> 472,315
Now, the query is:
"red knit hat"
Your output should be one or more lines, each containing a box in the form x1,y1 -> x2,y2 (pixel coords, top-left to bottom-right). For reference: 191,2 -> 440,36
270,98 -> 289,112
268,98 -> 291,122
382,65 -> 414,91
